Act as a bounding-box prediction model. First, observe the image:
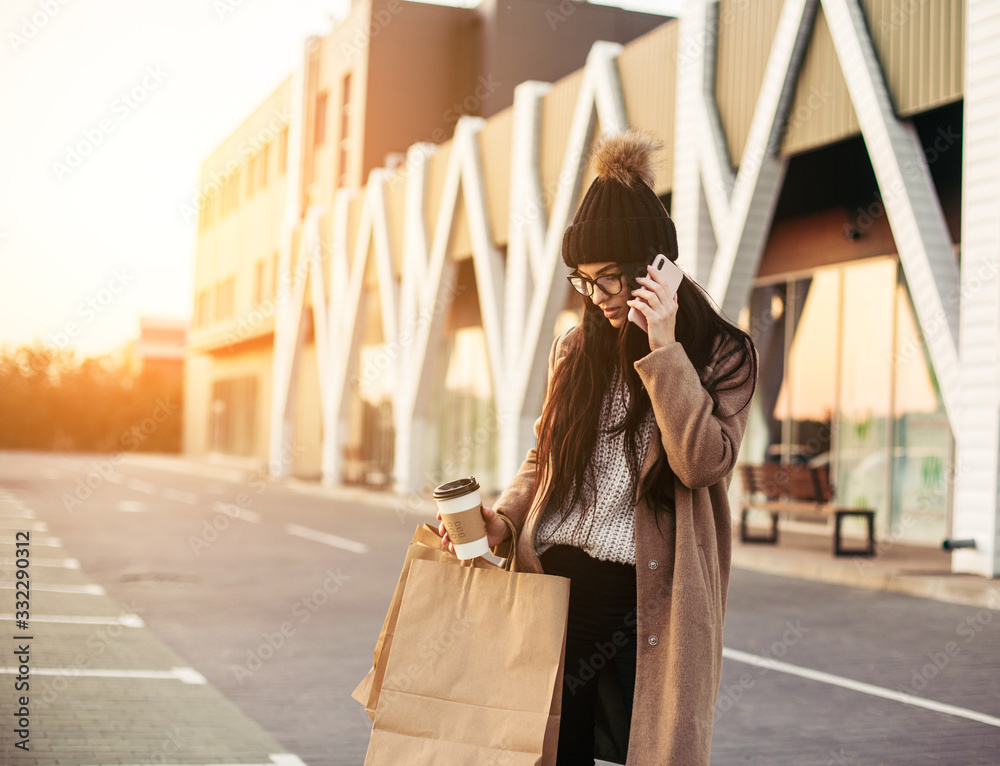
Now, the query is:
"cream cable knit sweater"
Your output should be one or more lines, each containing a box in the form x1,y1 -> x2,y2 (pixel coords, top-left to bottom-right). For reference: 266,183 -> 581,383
535,371 -> 656,565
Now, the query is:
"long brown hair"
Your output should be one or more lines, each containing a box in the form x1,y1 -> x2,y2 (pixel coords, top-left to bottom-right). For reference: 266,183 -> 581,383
533,266 -> 757,522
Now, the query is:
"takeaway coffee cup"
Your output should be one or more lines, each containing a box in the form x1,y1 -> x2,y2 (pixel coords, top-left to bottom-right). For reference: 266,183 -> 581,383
434,475 -> 489,560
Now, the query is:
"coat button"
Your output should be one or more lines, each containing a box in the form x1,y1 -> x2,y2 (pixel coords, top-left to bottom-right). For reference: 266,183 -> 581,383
648,559 -> 658,570
648,634 -> 658,646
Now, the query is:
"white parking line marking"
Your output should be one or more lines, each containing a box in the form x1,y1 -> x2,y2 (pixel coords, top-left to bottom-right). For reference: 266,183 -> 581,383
211,501 -> 262,524
723,647 -> 1000,729
0,583 -> 105,595
172,666 -> 208,684
0,665 -> 206,684
0,558 -> 79,569
285,523 -> 369,554
0,521 -> 47,531
0,613 -> 144,627
0,537 -> 61,547
116,500 -> 146,512
161,488 -> 199,504
127,478 -> 158,495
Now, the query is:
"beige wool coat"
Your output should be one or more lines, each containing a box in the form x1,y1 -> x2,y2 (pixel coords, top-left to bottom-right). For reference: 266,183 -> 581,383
492,324 -> 756,765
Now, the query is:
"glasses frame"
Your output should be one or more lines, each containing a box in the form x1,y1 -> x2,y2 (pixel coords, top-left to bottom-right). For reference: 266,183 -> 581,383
567,271 -> 626,297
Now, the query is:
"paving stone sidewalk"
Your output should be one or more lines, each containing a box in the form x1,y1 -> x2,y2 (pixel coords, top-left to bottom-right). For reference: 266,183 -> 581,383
0,487 -> 308,766
731,523 -> 1000,610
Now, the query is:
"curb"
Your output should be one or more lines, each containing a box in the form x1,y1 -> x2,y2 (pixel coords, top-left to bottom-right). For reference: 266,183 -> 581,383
732,546 -> 1000,611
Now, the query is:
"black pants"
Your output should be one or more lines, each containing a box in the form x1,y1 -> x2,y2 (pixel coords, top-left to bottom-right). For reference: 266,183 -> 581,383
539,545 -> 638,766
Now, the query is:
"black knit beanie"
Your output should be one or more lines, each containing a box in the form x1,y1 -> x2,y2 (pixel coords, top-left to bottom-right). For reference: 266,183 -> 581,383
562,128 -> 678,269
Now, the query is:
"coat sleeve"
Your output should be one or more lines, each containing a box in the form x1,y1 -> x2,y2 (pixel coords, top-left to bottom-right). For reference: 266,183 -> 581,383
634,335 -> 756,490
491,327 -> 572,551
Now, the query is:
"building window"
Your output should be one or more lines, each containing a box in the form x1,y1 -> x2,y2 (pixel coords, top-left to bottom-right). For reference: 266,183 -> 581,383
278,126 -> 289,175
210,376 -> 257,457
258,142 -> 269,190
202,189 -> 216,230
272,250 -> 280,298
223,167 -> 241,215
743,256 -> 950,544
213,184 -> 224,222
314,91 -> 328,147
253,260 -> 265,305
246,154 -> 256,198
338,73 -> 352,188
214,276 -> 235,321
218,178 -> 228,216
195,289 -> 211,328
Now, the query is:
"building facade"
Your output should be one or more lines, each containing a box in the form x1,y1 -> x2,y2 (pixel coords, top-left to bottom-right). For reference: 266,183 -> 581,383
186,0 -> 1000,578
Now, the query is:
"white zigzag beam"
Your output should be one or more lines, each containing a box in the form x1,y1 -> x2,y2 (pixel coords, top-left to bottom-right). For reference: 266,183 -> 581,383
322,186 -> 358,483
501,80 -> 551,482
675,0 -> 818,311
676,0 -> 959,427
821,0 -> 961,425
269,50 -> 309,478
499,42 -> 628,484
705,0 -> 820,319
322,170 -> 399,486
393,118 -> 506,491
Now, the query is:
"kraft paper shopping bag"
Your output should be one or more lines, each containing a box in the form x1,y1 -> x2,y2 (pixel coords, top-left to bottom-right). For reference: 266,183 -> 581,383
351,523 -> 497,720
363,557 -> 569,765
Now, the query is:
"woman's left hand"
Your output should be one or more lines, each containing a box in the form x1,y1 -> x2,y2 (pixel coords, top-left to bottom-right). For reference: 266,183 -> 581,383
628,265 -> 678,351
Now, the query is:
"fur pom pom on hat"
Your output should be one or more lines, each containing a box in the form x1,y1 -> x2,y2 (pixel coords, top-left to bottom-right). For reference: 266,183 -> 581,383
592,128 -> 659,188
562,128 -> 678,269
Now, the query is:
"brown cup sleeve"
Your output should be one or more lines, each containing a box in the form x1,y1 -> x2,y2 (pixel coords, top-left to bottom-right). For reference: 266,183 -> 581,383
440,505 -> 486,545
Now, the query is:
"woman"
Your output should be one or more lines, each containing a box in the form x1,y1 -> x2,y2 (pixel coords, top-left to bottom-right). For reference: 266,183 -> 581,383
438,129 -> 757,765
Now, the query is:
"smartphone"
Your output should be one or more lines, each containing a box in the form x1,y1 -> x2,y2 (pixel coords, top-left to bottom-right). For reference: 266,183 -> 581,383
627,254 -> 684,332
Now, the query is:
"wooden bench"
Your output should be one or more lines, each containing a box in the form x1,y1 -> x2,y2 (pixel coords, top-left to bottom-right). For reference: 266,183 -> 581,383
739,463 -> 875,557
341,445 -> 387,487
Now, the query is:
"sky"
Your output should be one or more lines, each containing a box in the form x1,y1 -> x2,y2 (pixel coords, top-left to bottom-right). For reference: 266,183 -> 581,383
0,0 -> 682,359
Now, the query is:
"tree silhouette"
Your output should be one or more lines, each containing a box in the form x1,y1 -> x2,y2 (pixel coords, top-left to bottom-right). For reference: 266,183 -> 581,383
0,343 -> 182,453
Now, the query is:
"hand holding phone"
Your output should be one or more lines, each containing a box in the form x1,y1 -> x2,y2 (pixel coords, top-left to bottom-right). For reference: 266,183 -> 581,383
627,254 -> 683,333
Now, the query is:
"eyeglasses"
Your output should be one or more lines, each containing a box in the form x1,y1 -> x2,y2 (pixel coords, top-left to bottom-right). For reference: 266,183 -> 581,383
567,272 -> 624,297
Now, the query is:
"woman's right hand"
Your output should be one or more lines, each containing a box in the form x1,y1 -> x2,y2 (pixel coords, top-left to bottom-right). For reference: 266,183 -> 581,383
437,506 -> 510,554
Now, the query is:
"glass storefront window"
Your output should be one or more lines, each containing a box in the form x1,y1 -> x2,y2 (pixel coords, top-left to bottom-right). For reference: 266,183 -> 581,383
352,344 -> 395,486
776,273 -> 838,464
890,267 -> 951,543
744,282 -> 789,465
743,256 -> 950,544
431,326 -> 500,492
834,258 -> 896,528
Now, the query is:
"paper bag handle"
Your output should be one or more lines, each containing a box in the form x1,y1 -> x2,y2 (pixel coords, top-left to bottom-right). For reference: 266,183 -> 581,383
495,510 -> 518,572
